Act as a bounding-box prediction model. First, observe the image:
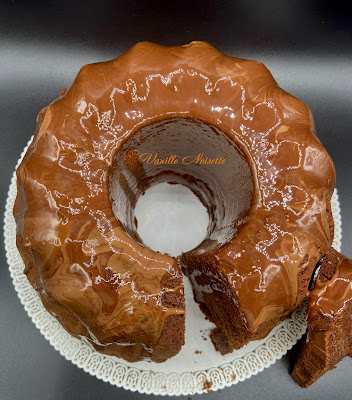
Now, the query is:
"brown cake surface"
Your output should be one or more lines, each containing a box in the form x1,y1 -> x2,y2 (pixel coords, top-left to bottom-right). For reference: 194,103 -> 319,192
14,41 -> 335,362
292,249 -> 352,388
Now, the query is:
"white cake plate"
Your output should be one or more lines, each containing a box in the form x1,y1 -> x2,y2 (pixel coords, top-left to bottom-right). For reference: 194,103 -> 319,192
4,139 -> 342,396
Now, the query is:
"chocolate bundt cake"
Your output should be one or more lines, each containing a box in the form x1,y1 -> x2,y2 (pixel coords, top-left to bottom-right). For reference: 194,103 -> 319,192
14,41 -> 336,363
292,249 -> 352,388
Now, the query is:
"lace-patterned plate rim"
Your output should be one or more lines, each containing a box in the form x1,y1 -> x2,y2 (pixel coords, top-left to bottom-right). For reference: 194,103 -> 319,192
4,137 -> 342,396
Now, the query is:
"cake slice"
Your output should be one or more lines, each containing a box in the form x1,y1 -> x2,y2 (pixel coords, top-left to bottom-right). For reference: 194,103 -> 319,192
292,248 -> 352,388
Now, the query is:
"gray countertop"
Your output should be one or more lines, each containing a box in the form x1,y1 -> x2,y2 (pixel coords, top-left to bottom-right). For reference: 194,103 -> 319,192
1,1 -> 352,399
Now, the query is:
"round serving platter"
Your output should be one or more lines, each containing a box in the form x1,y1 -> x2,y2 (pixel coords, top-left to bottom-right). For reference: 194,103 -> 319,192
4,138 -> 342,396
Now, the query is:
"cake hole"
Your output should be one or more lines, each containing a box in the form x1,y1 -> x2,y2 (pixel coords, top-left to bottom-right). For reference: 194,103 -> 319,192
109,117 -> 253,256
134,182 -> 209,256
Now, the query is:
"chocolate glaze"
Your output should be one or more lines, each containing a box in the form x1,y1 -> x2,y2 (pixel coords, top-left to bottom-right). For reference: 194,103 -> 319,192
309,250 -> 352,320
14,41 -> 335,361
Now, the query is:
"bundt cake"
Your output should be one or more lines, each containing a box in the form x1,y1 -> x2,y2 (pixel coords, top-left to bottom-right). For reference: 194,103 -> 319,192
292,249 -> 352,387
14,41 -> 336,363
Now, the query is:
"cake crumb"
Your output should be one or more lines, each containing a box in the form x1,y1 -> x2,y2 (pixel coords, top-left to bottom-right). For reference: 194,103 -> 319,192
195,350 -> 202,355
231,374 -> 237,381
202,379 -> 212,392
162,385 -> 166,390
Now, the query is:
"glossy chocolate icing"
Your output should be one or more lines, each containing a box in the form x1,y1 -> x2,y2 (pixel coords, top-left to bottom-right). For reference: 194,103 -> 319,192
309,251 -> 352,320
14,41 -> 335,361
